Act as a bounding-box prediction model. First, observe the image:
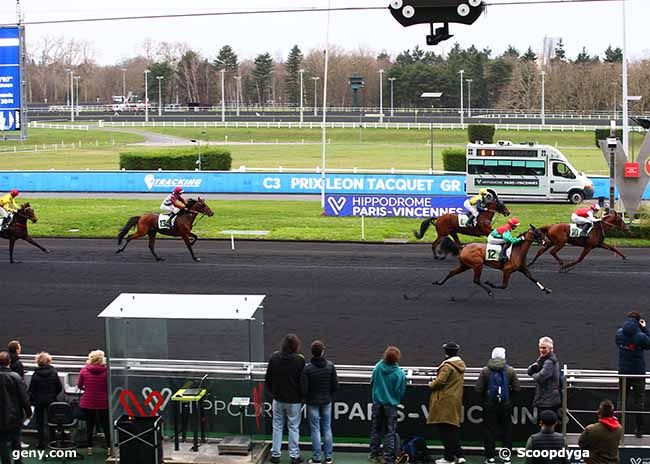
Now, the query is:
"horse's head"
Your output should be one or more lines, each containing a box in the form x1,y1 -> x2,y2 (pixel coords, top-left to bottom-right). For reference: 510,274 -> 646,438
18,203 -> 37,223
494,199 -> 510,217
187,197 -> 214,217
603,210 -> 629,232
524,224 -> 546,244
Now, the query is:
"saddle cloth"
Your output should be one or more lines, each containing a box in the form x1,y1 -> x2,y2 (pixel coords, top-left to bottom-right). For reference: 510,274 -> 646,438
458,214 -> 471,227
569,223 -> 590,238
485,243 -> 512,262
158,214 -> 176,230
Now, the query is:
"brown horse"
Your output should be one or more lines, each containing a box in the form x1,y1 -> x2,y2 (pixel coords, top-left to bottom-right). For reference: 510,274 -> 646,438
432,226 -> 551,297
0,203 -> 49,264
414,196 -> 510,259
528,210 -> 629,272
115,198 -> 214,262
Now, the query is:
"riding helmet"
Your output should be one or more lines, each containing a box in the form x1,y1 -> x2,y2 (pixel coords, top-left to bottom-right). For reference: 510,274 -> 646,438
590,203 -> 600,211
173,186 -> 184,194
508,217 -> 520,227
10,189 -> 19,197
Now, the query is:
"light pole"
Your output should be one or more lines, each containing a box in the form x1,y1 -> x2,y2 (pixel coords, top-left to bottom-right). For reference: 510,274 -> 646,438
121,68 -> 127,101
622,0 -> 630,157
541,70 -> 546,125
378,69 -> 384,124
67,69 -> 74,122
421,92 -> 443,172
156,76 -> 164,117
234,76 -> 241,117
459,69 -> 464,127
74,75 -> 80,117
312,76 -> 320,116
144,70 -> 150,123
388,77 -> 396,118
220,69 -> 226,123
612,81 -> 617,119
299,69 -> 304,124
466,78 -> 473,118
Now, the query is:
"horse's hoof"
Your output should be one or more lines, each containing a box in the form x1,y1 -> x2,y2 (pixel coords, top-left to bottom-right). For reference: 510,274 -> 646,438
487,291 -> 494,297
432,281 -> 440,286
194,257 -> 201,262
44,249 -> 50,254
544,288 -> 553,294
156,257 -> 165,262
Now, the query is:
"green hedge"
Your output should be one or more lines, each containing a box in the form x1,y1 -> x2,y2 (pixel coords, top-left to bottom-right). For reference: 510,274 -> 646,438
119,148 -> 232,171
468,124 -> 496,144
442,148 -> 466,172
594,129 -> 623,148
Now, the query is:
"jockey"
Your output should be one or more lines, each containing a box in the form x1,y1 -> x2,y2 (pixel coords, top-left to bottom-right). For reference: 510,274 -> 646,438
571,203 -> 600,233
488,217 -> 523,262
160,186 -> 187,225
464,188 -> 489,227
0,189 -> 19,229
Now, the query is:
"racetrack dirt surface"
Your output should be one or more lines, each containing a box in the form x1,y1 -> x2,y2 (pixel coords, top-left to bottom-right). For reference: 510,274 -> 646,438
1,238 -> 645,370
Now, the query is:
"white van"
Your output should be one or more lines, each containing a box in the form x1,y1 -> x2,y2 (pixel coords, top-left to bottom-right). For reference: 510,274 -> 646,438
465,141 -> 595,203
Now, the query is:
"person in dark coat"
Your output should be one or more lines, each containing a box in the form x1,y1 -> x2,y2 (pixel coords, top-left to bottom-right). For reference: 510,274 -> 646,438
77,350 -> 110,455
28,352 -> 62,449
301,340 -> 339,464
475,347 -> 521,464
615,311 -> 650,437
0,351 -> 31,464
265,334 -> 305,464
578,400 -> 623,464
525,410 -> 567,464
7,341 -> 24,380
527,337 -> 561,418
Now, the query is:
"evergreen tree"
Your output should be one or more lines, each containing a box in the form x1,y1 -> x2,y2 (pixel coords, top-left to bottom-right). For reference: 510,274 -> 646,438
553,39 -> 566,61
214,45 -> 239,72
604,45 -> 623,63
575,47 -> 592,64
284,45 -> 303,106
503,45 -> 520,59
522,47 -> 537,62
147,61 -> 173,104
252,52 -> 274,105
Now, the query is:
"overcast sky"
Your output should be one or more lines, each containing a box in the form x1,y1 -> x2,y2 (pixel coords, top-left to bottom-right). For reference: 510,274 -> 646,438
0,1 -> 647,65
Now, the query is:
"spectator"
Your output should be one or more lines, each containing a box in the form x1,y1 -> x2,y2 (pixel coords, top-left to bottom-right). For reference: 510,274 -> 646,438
77,350 -> 110,456
369,346 -> 406,464
28,352 -> 62,449
578,400 -> 623,464
301,340 -> 340,464
427,342 -> 466,464
475,347 -> 521,464
0,351 -> 31,464
527,337 -> 561,418
524,410 -> 567,464
615,311 -> 650,438
265,334 -> 305,464
7,341 -> 23,380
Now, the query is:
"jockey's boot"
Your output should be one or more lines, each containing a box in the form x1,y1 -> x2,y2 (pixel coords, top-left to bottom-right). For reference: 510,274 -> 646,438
167,212 -> 177,228
499,244 -> 509,263
0,217 -> 7,230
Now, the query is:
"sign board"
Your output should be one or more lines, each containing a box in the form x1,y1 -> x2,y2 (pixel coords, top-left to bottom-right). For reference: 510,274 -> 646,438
324,194 -> 466,218
624,162 -> 640,178
646,158 -> 650,177
0,26 -> 25,139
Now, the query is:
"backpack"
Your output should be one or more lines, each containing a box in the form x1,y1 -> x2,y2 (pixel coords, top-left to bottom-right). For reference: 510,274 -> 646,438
398,436 -> 430,463
487,367 -> 510,404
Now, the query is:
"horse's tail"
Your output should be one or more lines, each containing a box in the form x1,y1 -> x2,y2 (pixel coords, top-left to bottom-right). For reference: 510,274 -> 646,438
439,236 -> 461,256
413,217 -> 436,239
117,216 -> 140,245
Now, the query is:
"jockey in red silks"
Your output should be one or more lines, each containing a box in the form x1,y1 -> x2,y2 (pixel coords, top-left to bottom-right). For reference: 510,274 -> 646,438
571,203 -> 600,233
160,186 -> 187,225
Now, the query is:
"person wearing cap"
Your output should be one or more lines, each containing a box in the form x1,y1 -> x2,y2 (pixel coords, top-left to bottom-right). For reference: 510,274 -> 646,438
571,202 -> 601,234
160,186 -> 187,228
578,399 -> 623,464
524,410 -> 567,464
475,347 -> 521,464
427,342 -> 466,464
0,189 -> 19,230
488,217 -> 523,262
527,337 -> 561,418
464,188 -> 489,227
615,311 -> 650,438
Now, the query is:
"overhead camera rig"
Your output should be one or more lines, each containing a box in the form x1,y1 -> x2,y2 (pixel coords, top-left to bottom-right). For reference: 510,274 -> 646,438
389,0 -> 485,45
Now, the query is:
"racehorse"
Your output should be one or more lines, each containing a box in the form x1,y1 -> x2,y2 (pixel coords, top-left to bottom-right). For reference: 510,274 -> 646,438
413,194 -> 510,259
432,226 -> 551,297
116,198 -> 214,262
528,210 -> 629,272
0,203 -> 49,264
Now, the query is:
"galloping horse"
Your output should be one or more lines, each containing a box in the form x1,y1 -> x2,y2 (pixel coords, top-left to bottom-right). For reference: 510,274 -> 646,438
116,198 -> 214,262
414,194 -> 510,259
528,210 -> 629,271
0,203 -> 49,263
432,226 -> 551,297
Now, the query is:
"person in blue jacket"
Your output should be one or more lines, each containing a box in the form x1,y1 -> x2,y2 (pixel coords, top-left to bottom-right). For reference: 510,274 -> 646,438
369,346 -> 406,464
616,311 -> 650,438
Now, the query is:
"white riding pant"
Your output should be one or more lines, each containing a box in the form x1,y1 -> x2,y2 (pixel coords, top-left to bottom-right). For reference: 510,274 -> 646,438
487,236 -> 506,246
571,214 -> 591,225
0,206 -> 9,218
464,200 -> 478,217
160,205 -> 180,215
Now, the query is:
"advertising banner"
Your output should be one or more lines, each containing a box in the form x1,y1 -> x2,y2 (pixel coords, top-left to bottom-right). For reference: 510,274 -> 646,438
324,194 -> 467,218
0,27 -> 22,133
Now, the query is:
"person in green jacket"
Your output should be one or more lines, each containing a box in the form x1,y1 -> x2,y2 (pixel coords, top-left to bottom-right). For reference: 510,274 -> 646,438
578,400 -> 623,464
487,217 -> 523,262
369,346 -> 406,464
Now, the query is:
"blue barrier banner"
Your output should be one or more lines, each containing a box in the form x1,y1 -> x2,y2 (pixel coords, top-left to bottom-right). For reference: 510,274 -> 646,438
324,194 -> 467,218
0,27 -> 21,131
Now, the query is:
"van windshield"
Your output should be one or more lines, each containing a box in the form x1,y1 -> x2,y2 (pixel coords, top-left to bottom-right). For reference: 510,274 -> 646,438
552,162 -> 576,179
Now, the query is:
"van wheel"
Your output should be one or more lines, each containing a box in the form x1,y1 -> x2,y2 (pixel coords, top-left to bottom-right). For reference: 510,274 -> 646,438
568,190 -> 584,204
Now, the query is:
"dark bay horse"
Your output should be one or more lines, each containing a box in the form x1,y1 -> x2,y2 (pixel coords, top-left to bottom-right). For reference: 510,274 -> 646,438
0,203 -> 49,263
432,226 -> 551,297
414,196 -> 510,259
116,198 -> 214,262
528,210 -> 629,271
